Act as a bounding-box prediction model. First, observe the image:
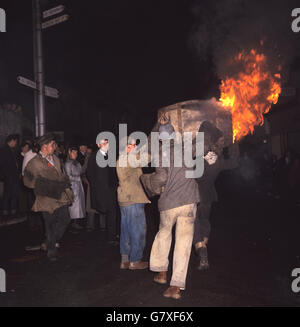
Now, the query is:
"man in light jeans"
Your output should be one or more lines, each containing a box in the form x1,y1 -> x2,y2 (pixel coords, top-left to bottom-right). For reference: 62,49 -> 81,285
141,123 -> 200,299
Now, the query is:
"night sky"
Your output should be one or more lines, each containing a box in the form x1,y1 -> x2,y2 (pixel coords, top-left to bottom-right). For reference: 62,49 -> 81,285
0,1 -> 298,143
0,0 -> 214,143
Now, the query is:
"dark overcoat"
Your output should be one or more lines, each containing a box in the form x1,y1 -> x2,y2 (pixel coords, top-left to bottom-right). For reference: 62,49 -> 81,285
86,151 -> 117,212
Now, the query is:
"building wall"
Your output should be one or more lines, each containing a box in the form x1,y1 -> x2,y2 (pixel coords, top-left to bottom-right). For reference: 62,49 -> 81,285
269,103 -> 300,157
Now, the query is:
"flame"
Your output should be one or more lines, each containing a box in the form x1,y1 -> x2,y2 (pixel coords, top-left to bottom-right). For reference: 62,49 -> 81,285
219,49 -> 281,142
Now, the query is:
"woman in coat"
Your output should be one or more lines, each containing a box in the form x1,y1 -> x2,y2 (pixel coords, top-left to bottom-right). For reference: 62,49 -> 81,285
65,147 -> 86,229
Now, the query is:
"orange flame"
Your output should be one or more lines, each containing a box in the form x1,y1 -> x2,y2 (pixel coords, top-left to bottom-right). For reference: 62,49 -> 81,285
219,49 -> 281,142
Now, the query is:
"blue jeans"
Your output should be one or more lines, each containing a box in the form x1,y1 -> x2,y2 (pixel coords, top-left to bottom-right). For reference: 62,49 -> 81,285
120,203 -> 146,263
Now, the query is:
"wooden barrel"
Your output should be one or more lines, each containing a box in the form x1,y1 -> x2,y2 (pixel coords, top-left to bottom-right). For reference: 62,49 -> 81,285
155,98 -> 233,154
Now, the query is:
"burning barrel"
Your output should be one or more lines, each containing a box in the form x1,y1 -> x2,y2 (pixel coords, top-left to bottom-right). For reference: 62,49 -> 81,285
153,98 -> 233,155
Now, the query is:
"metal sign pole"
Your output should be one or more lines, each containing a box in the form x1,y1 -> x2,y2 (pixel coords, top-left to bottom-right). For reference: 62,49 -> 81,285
32,0 -> 39,137
34,0 -> 46,136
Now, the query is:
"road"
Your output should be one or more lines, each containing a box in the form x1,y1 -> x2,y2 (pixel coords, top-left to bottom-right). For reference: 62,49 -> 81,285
0,173 -> 300,307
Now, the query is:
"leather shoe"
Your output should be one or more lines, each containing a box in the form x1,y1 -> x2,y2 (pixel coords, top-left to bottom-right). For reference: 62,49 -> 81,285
120,262 -> 130,269
129,261 -> 148,270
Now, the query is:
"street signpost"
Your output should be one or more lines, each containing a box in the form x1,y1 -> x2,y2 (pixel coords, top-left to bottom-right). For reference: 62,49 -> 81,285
42,14 -> 69,29
17,76 -> 59,99
31,0 -> 68,136
43,5 -> 65,19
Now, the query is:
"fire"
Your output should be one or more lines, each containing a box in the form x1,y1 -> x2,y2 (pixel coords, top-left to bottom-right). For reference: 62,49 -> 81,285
219,49 -> 281,142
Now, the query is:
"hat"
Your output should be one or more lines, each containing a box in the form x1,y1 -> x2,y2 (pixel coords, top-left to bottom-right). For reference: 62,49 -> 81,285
158,122 -> 175,140
37,133 -> 55,147
78,141 -> 88,147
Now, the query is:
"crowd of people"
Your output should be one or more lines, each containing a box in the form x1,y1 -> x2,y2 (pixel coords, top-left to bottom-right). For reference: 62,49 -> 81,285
238,149 -> 300,205
0,127 -> 299,300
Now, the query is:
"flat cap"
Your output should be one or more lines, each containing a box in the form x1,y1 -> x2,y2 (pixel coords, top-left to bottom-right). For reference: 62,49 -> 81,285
37,133 -> 56,147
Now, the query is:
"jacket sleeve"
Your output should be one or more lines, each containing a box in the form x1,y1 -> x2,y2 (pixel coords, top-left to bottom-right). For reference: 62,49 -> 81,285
140,166 -> 168,198
219,143 -> 240,171
23,160 -> 36,189
86,154 -> 96,184
81,156 -> 89,184
64,162 -> 74,182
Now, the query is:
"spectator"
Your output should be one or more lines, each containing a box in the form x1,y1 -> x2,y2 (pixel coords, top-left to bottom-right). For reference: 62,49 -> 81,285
0,134 -> 20,218
23,133 -> 74,261
289,155 -> 300,205
82,146 -> 98,231
65,147 -> 86,230
87,139 -> 118,244
77,142 -> 88,167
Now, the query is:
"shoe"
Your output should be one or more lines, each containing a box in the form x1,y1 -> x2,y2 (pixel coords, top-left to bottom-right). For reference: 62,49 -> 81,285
41,243 -> 60,251
163,286 -> 181,299
154,271 -> 167,284
6,216 -> 26,225
72,222 -> 83,230
25,245 -> 41,251
198,258 -> 210,271
196,247 -> 209,271
129,261 -> 148,270
120,262 -> 130,269
47,250 -> 58,262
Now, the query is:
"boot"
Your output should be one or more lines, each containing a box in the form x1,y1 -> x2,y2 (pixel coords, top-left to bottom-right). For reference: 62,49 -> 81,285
196,246 -> 209,271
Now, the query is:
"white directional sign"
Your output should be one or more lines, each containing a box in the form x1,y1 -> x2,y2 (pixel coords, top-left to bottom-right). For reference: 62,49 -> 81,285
43,5 -> 65,19
17,76 -> 59,99
42,14 -> 69,30
45,86 -> 59,98
17,76 -> 36,89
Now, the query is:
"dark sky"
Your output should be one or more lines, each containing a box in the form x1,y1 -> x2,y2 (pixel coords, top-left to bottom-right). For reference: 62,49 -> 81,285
0,0 -> 212,142
0,1 -> 297,142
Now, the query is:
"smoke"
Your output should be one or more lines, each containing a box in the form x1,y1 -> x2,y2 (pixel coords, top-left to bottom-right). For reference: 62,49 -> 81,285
189,0 -> 300,82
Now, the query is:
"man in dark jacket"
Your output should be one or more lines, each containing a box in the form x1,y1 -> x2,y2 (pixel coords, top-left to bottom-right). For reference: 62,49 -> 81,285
193,143 -> 239,270
77,142 -> 87,167
87,139 -> 118,244
0,134 -> 20,218
141,123 -> 200,300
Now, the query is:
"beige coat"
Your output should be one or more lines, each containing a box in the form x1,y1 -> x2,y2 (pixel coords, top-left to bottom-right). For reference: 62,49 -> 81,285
116,153 -> 150,207
23,153 -> 74,214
